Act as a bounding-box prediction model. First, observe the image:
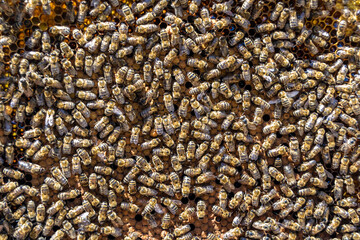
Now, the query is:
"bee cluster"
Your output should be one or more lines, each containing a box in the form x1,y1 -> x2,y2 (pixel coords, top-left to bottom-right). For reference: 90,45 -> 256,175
0,0 -> 360,239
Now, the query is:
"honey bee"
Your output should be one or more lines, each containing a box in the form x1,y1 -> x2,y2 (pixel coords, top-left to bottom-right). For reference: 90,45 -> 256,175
174,224 -> 192,238
13,220 -> 33,239
56,209 -> 68,227
160,220 -> 175,233
2,167 -> 24,181
49,26 -> 70,36
161,197 -> 181,215
28,222 -> 43,239
269,2 -> 284,21
107,178 -> 124,195
178,207 -> 195,223
138,185 -> 158,197
126,179 -> 137,195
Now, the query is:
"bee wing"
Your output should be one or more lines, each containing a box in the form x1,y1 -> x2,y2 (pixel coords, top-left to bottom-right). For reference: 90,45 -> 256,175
263,75 -> 273,83
172,200 -> 182,206
325,169 -> 334,180
154,203 -> 164,214
286,90 -> 300,98
194,109 -> 201,119
224,11 -> 234,17
268,98 -> 281,104
196,92 -> 205,101
76,212 -> 91,229
203,171 -> 216,180
224,183 -> 235,192
203,105 -> 211,113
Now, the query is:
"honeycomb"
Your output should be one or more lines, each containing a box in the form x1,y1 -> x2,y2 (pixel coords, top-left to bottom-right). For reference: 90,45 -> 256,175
0,0 -> 360,239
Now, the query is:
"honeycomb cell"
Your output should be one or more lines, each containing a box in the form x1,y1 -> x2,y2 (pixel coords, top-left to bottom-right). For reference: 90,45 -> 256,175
3,55 -> 10,63
39,23 -> 48,31
3,47 -> 10,54
31,17 -> 40,25
23,20 -> 32,28
17,41 -> 25,49
54,6 -> 62,14
54,15 -> 62,24
9,44 -> 17,52
325,18 -> 333,25
333,11 -> 341,19
325,25 -> 332,32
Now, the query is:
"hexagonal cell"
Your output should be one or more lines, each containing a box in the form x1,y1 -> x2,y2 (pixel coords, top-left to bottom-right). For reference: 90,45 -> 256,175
3,55 -> 10,63
54,6 -> 63,15
325,26 -> 332,33
9,44 -> 17,52
47,19 -> 55,26
31,17 -> 40,25
3,47 -> 10,54
39,23 -> 48,31
325,18 -> 333,25
330,46 -> 337,52
69,41 -> 77,49
33,7 -> 42,17
305,22 -> 312,29
333,11 -> 341,19
54,15 -> 63,24
337,41 -> 344,48
23,20 -> 32,28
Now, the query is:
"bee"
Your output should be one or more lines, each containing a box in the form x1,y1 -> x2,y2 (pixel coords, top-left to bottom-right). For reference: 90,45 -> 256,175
9,53 -> 21,76
109,178 -> 125,194
95,175 -> 108,196
147,156 -> 163,174
44,200 -> 64,217
177,98 -> 190,118
134,11 -> 155,25
59,220 -> 76,239
126,179 -> 136,195
186,0 -> 200,14
178,207 -> 196,224
166,171 -> 181,192
76,1 -> 88,23
340,224 -> 358,234
336,19 -> 348,39
175,173 -> 191,198
136,174 -> 155,188
138,186 -> 158,197
128,126 -> 140,145
248,143 -> 261,161
161,213 -> 171,229
73,104 -> 90,122
66,204 -> 86,220
161,197 -> 181,215
13,220 -> 33,239
25,29 -> 42,49
270,2 -> 284,21
49,26 -> 70,36
89,173 -> 97,190
243,162 -> 261,182
28,222 -> 43,239
94,201 -> 108,225
325,216 -> 342,235
107,210 -> 123,228
3,167 -> 24,180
